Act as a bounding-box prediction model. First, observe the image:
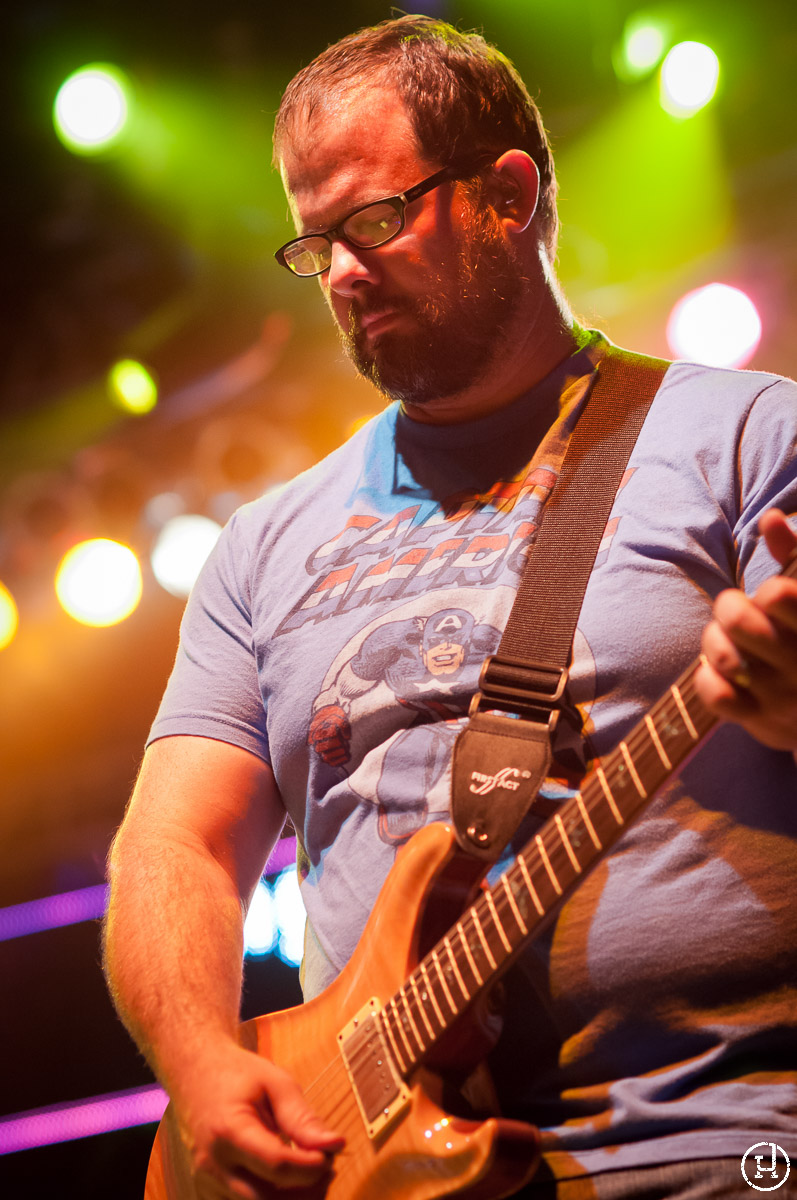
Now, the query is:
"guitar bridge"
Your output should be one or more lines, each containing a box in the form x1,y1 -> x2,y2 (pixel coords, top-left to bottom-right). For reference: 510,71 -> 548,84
337,998 -> 411,1140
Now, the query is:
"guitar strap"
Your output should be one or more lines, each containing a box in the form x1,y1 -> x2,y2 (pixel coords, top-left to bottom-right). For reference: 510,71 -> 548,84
451,343 -> 670,860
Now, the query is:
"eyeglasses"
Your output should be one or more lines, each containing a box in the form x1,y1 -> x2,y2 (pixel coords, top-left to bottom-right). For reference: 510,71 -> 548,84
274,157 -> 494,278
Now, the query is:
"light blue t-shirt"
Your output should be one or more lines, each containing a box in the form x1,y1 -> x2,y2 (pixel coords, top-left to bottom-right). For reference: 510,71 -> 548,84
149,336 -> 797,1179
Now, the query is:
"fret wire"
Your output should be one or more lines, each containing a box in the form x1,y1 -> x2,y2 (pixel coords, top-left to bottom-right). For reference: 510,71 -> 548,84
493,886 -> 526,958
555,812 -> 583,873
459,902 -> 498,979
401,987 -> 427,1056
517,853 -> 545,915
500,873 -> 528,937
535,833 -> 564,894
471,908 -> 499,970
619,740 -> 647,797
466,890 -> 507,965
381,1007 -> 409,1075
389,996 -> 417,1063
418,961 -> 447,1029
596,765 -> 624,825
408,975 -> 436,1041
645,713 -> 672,769
443,933 -> 471,1002
397,983 -> 426,1054
430,948 -> 459,1017
576,791 -> 602,848
485,889 -> 513,954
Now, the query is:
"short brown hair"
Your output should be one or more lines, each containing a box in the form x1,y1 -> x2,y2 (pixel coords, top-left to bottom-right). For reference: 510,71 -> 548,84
274,14 -> 558,257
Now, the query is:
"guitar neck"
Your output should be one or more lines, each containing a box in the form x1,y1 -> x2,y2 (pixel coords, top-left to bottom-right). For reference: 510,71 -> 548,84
378,549 -> 797,1075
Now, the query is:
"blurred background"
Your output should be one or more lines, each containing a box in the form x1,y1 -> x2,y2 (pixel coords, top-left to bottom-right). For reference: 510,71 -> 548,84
1,0 -> 796,1194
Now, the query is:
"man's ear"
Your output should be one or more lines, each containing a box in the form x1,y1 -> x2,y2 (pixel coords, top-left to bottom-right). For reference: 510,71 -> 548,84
485,150 -> 540,235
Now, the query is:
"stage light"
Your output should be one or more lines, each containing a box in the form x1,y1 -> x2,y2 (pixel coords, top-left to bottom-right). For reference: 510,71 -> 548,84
243,880 -> 276,957
150,515 -> 222,598
660,42 -> 719,117
0,1084 -> 167,1154
0,582 -> 19,650
55,539 -> 143,626
107,359 -> 157,414
272,867 -> 306,967
615,12 -> 669,81
53,65 -> 131,153
666,283 -> 762,368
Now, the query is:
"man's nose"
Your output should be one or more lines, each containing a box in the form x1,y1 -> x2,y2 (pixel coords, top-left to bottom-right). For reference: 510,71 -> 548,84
325,238 -> 379,296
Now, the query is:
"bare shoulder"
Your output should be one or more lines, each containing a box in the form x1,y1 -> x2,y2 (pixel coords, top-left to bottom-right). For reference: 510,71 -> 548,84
116,735 -> 286,897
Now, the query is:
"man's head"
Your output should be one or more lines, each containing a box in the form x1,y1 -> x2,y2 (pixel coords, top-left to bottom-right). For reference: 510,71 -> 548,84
274,15 -> 558,258
274,16 -> 561,410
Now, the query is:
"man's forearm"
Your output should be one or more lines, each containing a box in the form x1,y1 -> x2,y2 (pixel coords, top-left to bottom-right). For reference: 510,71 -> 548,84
103,826 -> 249,1095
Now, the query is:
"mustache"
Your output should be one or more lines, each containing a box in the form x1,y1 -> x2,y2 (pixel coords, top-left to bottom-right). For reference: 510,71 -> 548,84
346,293 -> 438,339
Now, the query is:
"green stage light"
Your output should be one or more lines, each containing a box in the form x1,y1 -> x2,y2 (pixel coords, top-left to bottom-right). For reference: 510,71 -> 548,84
556,88 -> 730,295
53,64 -> 131,154
660,42 -> 720,117
615,12 -> 670,81
107,359 -> 157,414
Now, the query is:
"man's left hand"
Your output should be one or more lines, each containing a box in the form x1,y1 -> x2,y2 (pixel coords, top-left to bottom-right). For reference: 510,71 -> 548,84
696,508 -> 797,752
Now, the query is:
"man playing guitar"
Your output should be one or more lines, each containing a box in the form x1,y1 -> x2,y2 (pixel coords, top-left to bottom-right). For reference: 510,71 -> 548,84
103,16 -> 797,1200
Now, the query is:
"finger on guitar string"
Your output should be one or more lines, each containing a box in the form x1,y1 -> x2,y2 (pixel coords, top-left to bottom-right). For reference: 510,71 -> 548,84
168,1041 -> 346,1198
696,573 -> 797,750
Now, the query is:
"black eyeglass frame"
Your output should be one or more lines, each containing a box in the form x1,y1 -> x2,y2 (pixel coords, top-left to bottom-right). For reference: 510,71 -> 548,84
274,155 -> 496,277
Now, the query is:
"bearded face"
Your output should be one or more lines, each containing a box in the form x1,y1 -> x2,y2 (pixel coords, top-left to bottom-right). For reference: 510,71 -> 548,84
337,201 -> 526,406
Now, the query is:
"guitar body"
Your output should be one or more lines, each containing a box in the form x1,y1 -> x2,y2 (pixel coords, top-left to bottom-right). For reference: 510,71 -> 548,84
146,822 -> 540,1200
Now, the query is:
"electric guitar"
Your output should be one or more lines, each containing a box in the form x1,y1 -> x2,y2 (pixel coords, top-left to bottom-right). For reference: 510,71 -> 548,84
145,551 -> 797,1200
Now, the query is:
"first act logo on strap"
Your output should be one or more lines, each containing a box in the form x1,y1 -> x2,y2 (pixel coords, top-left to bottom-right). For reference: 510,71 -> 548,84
742,1143 -> 790,1191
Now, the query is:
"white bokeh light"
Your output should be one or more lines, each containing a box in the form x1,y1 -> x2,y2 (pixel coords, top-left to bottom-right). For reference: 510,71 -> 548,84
660,41 -> 719,116
53,66 -> 130,152
272,868 -> 306,967
150,515 -> 222,597
243,881 -> 276,957
667,283 -> 762,368
55,539 -> 142,627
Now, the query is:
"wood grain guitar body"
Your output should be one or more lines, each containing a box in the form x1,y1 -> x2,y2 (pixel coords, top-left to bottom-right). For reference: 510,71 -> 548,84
145,822 -> 540,1200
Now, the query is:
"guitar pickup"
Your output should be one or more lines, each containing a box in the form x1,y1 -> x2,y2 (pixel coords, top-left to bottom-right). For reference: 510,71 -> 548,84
337,998 -> 411,1140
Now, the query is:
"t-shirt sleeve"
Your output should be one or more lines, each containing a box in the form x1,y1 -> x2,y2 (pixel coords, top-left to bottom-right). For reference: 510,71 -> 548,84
147,510 -> 270,763
735,375 -> 797,591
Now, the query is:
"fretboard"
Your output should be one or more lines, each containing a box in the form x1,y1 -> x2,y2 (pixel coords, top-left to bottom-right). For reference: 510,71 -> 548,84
378,549 -> 797,1072
379,660 -> 714,1071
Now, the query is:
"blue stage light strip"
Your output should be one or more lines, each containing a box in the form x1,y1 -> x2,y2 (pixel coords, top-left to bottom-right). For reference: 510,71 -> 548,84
0,1084 -> 168,1155
0,838 -> 297,943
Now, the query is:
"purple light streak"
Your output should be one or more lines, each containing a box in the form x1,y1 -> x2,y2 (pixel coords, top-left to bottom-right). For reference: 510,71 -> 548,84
0,1084 -> 168,1155
0,884 -> 109,942
0,838 -> 296,943
264,834 -> 297,876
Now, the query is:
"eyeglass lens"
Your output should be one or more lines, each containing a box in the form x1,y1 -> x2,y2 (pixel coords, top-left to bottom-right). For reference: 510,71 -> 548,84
284,199 -> 405,276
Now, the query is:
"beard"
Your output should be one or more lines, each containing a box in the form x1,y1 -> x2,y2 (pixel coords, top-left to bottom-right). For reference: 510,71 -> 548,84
336,209 -> 526,407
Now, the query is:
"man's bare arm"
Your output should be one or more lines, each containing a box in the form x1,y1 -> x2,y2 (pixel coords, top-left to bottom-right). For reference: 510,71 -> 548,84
103,735 -> 343,1195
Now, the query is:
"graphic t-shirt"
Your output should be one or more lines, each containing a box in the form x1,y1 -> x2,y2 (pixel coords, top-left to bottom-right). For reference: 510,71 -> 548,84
149,335 -> 797,1179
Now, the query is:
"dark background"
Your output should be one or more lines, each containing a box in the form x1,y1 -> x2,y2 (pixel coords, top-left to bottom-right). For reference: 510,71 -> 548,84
1,1 -> 796,1195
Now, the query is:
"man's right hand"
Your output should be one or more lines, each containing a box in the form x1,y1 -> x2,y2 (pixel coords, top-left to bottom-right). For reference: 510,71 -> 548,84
171,1040 -> 345,1198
